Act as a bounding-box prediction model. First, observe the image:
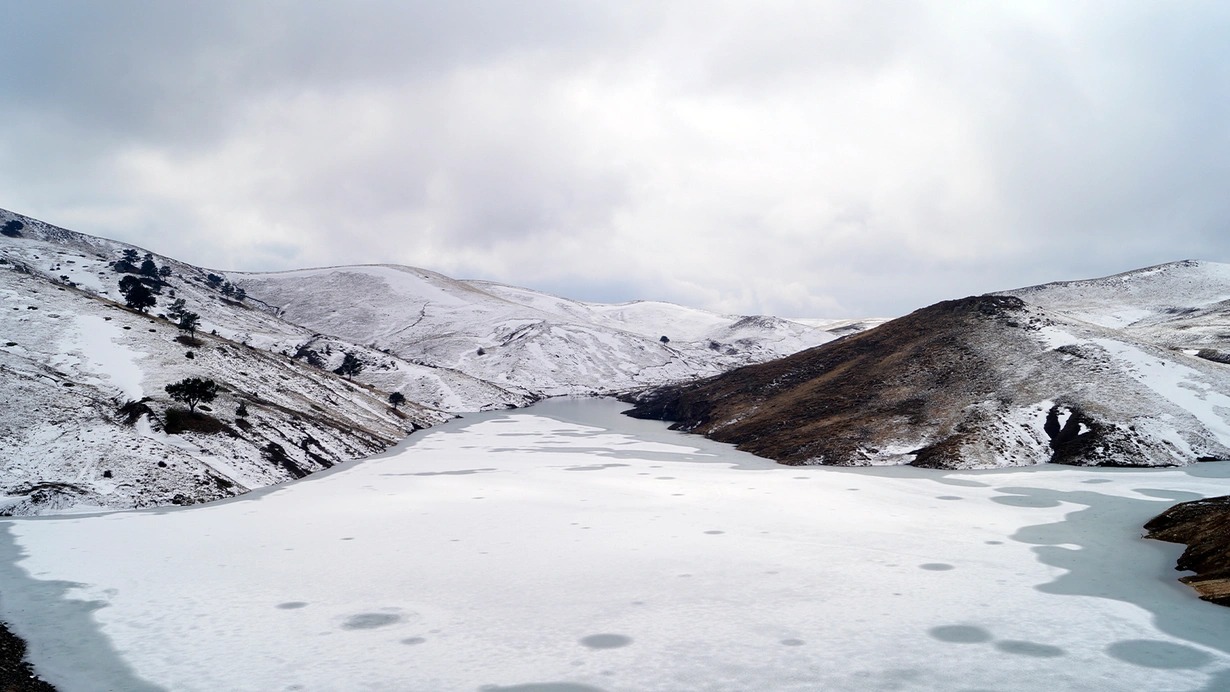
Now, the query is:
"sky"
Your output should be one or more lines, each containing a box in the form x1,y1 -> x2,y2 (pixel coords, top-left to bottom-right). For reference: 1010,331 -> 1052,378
2,1 -> 1228,318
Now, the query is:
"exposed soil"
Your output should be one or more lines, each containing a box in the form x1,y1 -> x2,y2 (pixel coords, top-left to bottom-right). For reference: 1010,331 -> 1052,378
1144,495 -> 1230,607
0,621 -> 56,691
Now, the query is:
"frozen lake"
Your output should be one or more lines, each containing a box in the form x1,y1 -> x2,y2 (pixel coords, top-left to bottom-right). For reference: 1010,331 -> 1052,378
2,397 -> 1229,691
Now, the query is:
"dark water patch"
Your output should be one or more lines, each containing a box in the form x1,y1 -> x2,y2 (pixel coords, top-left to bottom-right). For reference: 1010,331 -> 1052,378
481,683 -> 608,692
388,468 -> 498,477
934,477 -> 991,488
579,634 -> 632,650
1006,485 -> 1230,658
929,625 -> 992,643
341,613 -> 402,630
276,601 -> 308,610
1105,639 -> 1213,669
1191,668 -> 1230,691
703,530 -> 725,535
1132,488 -> 1203,501
780,638 -> 806,646
919,563 -> 954,571
994,640 -> 1065,657
400,636 -> 427,646
563,464 -> 630,472
992,492 -> 1061,508
936,495 -> 963,501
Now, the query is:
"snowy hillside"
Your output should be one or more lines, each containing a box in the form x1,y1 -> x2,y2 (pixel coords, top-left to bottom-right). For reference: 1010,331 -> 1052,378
0,265 -> 448,515
1000,260 -> 1230,354
0,207 -> 851,514
235,265 -> 838,399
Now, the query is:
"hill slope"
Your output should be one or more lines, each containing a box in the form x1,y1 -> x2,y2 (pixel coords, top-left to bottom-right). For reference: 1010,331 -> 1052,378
0,265 -> 447,514
233,265 -> 835,400
0,207 -> 851,513
624,263 -> 1230,469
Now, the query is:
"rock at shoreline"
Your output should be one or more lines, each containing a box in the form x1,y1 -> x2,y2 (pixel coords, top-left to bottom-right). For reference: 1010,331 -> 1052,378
1144,495 -> 1230,607
0,620 -> 57,691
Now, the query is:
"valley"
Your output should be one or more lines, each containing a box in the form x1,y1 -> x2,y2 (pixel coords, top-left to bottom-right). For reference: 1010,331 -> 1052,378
2,399 -> 1227,691
2,209 -> 1229,691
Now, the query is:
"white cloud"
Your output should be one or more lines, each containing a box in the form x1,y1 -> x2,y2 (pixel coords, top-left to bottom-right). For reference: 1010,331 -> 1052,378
2,1 -> 1228,317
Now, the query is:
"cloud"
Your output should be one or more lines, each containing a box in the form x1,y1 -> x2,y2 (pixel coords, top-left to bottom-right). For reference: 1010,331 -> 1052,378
2,1 -> 1228,317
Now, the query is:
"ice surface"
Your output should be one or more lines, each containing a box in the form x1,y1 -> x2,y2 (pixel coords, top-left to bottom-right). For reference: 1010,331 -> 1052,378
2,399 -> 1228,691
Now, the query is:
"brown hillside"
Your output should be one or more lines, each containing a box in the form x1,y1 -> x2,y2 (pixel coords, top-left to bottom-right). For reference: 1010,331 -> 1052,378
622,295 -> 1230,469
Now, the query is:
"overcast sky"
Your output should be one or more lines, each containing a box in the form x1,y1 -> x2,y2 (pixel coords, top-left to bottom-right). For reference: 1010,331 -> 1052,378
3,1 -> 1227,317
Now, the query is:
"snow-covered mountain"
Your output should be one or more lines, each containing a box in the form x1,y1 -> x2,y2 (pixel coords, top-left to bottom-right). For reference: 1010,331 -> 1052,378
0,208 -> 848,514
233,265 -> 835,406
625,261 -> 1230,469
998,259 -> 1230,353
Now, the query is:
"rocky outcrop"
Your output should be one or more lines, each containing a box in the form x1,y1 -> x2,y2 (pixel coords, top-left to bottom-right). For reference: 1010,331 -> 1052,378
1144,496 -> 1230,607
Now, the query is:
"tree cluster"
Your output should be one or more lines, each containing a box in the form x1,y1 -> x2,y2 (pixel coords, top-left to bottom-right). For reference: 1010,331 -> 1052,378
1,220 -> 23,237
205,273 -> 246,301
114,250 -> 173,285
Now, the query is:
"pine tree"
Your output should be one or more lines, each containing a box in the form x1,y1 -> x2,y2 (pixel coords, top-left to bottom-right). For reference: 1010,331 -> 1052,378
118,276 -> 156,312
167,298 -> 187,320
334,352 -> 363,379
164,377 -> 219,413
388,392 -> 406,409
177,311 -> 200,337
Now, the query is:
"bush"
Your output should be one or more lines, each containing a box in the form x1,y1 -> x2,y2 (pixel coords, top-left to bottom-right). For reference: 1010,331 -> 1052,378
1,220 -> 23,237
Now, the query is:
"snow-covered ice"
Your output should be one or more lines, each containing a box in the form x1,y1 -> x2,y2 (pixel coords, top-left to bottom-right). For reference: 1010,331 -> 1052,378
2,398 -> 1228,691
